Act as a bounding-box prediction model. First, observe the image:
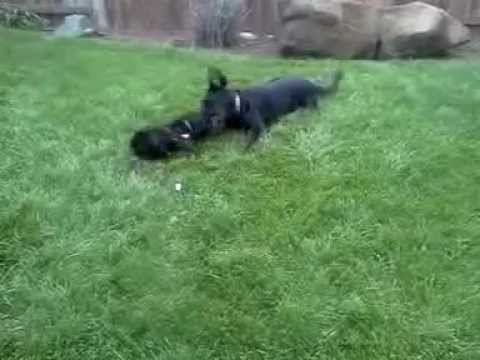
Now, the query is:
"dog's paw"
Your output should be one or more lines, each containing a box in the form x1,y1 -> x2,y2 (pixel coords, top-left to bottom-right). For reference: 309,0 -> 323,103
129,158 -> 141,173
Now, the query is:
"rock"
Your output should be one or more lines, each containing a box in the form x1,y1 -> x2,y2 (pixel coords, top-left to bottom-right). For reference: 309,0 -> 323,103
53,15 -> 94,38
389,0 -> 448,8
379,2 -> 471,58
278,0 -> 380,59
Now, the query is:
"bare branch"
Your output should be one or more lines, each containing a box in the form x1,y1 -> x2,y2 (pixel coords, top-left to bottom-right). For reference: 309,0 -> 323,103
191,0 -> 246,48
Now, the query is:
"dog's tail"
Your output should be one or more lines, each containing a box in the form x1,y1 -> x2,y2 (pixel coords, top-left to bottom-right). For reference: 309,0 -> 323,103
312,69 -> 344,96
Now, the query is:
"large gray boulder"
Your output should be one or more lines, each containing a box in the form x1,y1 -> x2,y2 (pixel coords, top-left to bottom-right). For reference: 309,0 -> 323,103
278,0 -> 380,59
277,0 -> 471,59
379,2 -> 471,58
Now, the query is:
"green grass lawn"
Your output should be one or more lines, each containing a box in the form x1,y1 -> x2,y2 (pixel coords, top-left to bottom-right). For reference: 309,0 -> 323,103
1,28 -> 480,360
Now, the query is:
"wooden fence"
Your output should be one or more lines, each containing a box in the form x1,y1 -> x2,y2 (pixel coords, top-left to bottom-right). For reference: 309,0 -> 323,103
3,0 -> 480,35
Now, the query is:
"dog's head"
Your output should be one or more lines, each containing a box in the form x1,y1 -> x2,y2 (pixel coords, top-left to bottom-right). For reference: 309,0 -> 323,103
130,127 -> 192,160
201,67 -> 246,133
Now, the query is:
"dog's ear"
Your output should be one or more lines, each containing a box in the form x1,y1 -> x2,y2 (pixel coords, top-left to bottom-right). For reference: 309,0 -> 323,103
207,66 -> 228,92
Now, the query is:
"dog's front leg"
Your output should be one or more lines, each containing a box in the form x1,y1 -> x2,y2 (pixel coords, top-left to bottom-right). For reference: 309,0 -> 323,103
176,138 -> 195,155
244,110 -> 265,150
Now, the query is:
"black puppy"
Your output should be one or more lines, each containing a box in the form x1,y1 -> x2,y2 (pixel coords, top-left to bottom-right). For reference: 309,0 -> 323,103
130,112 -> 211,160
201,67 -> 343,148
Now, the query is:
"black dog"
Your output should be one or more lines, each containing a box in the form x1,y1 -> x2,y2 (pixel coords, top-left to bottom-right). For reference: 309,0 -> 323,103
130,112 -> 212,160
201,67 -> 343,148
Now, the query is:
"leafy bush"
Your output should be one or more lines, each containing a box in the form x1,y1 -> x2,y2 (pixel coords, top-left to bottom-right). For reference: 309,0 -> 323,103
0,5 -> 48,30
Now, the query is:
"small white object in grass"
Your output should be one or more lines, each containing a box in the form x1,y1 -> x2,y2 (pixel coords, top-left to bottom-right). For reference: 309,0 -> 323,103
180,133 -> 191,139
239,32 -> 258,41
175,182 -> 182,192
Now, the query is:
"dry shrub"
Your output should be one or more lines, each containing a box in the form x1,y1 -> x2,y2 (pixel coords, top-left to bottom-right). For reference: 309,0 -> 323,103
191,0 -> 246,48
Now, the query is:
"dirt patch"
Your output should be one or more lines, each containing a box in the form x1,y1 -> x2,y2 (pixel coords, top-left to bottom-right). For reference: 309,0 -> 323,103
105,29 -> 281,57
98,26 -> 480,61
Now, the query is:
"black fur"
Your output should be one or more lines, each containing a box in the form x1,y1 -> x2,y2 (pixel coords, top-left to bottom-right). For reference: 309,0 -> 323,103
130,112 -> 211,160
201,67 -> 343,148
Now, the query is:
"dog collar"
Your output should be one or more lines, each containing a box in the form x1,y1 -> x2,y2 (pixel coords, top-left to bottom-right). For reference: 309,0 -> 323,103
180,120 -> 193,139
234,92 -> 241,113
183,120 -> 194,133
